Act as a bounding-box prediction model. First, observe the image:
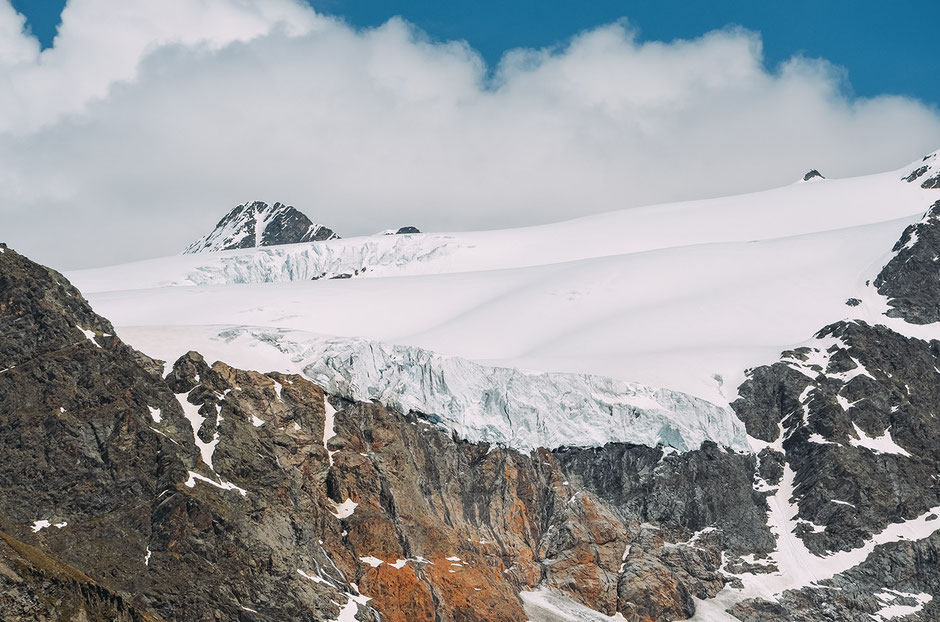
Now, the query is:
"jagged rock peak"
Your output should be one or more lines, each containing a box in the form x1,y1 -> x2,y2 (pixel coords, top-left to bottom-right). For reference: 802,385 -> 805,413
183,200 -> 340,254
801,169 -> 825,182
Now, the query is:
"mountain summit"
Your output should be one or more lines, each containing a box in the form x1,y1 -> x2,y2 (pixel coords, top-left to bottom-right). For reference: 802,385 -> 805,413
184,201 -> 339,253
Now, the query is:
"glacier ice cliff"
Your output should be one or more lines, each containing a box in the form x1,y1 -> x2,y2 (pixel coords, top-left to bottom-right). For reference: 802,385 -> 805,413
217,326 -> 749,453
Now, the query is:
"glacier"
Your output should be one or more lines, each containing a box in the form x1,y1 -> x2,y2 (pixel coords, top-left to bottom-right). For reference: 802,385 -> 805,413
67,153 -> 940,455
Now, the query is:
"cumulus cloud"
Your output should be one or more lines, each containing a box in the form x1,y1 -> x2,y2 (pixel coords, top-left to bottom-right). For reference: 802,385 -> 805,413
1,0 -> 939,269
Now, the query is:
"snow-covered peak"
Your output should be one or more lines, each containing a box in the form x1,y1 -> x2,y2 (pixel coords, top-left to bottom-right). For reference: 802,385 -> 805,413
901,151 -> 940,189
184,201 -> 339,254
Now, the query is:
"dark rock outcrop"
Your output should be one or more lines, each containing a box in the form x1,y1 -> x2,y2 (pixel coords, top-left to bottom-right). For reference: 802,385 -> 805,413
923,174 -> 940,189
905,165 -> 930,183
874,200 -> 940,323
802,170 -> 824,181
902,153 -> 940,189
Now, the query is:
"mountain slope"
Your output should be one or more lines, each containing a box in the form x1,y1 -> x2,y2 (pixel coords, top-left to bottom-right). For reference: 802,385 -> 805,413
7,231 -> 940,619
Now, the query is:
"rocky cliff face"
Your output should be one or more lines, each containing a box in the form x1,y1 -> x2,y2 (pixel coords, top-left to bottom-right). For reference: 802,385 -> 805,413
184,201 -> 339,253
4,207 -> 940,622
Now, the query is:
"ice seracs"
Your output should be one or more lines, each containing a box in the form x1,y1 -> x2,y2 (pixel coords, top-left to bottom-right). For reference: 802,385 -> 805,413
294,333 -> 747,452
184,200 -> 339,253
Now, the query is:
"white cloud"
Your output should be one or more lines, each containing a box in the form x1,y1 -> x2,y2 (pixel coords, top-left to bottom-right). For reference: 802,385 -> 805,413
1,0 -> 938,269
0,1 -> 38,66
0,0 -> 317,134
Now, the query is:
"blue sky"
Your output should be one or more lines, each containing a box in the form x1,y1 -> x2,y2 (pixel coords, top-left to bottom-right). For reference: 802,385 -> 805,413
12,0 -> 939,106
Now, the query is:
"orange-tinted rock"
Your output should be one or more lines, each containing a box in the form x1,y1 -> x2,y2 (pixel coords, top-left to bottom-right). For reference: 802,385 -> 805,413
359,563 -> 435,622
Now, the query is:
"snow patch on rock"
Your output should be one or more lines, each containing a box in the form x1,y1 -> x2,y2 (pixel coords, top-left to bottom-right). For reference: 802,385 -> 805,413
31,519 -> 67,532
872,590 -> 932,620
359,556 -> 383,568
742,435 -> 940,599
331,498 -> 358,519
176,393 -> 220,469
849,422 -> 911,457
184,471 -> 247,496
76,325 -> 102,348
521,586 -> 628,621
